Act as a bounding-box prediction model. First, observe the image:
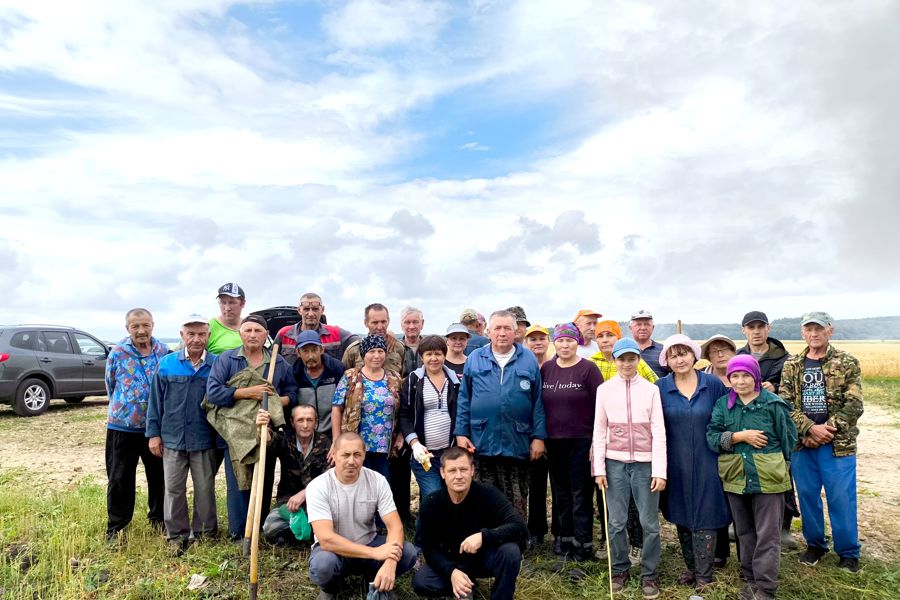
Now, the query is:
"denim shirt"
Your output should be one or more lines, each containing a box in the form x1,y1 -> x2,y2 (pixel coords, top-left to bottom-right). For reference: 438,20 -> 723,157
146,350 -> 218,451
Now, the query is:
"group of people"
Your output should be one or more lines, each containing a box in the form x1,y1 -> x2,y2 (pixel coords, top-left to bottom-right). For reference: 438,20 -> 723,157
102,284 -> 864,600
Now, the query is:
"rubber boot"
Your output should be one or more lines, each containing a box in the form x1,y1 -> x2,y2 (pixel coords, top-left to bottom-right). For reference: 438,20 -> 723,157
780,514 -> 798,550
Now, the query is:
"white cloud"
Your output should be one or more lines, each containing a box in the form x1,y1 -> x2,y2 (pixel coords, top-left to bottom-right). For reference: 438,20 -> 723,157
460,141 -> 489,152
322,0 -> 450,50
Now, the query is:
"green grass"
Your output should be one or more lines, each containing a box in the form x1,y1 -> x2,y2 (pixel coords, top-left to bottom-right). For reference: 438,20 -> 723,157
864,378 -> 900,413
2,380 -> 899,599
1,471 -> 899,600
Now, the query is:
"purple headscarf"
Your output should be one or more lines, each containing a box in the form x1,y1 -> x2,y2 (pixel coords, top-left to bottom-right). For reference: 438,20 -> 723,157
552,322 -> 584,344
725,354 -> 762,408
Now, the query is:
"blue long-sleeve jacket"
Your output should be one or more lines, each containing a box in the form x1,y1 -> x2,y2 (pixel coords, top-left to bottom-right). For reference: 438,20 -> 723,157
146,350 -> 217,452
206,347 -> 297,409
453,343 -> 546,460
105,336 -> 170,432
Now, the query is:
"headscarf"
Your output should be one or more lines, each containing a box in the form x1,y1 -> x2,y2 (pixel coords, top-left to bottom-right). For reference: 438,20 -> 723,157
659,334 -> 702,367
725,354 -> 762,409
359,334 -> 387,356
552,322 -> 583,344
594,320 -> 623,339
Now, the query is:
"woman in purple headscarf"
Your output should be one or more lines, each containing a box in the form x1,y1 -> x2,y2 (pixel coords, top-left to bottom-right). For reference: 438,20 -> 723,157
706,355 -> 797,600
655,334 -> 730,590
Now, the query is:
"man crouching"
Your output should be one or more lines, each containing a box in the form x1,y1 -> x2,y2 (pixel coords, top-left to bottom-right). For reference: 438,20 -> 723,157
306,432 -> 417,600
413,446 -> 528,600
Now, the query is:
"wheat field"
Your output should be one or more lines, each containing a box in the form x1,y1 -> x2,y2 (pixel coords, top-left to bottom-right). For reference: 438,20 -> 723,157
780,340 -> 900,378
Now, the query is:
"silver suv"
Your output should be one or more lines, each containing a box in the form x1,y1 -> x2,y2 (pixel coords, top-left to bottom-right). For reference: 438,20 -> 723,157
0,325 -> 109,416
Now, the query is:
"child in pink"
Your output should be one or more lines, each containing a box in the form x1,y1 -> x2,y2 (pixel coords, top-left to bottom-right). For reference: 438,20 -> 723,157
593,338 -> 667,599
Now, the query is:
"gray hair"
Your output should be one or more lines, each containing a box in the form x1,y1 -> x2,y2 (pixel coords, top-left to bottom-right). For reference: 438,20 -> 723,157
400,306 -> 424,321
300,292 -> 322,303
488,310 -> 516,327
125,308 -> 153,322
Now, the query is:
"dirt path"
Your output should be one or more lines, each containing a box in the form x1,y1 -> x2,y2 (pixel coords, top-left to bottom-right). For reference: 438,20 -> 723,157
2,396 -> 898,558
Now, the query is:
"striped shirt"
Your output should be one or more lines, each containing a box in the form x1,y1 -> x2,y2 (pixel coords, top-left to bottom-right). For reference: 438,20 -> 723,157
422,376 -> 452,450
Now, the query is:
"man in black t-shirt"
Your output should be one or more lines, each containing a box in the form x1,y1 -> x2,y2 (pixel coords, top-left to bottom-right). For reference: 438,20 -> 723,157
413,447 -> 528,600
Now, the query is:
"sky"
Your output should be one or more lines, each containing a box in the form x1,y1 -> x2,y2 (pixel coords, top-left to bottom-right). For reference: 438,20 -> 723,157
1,0 -> 898,341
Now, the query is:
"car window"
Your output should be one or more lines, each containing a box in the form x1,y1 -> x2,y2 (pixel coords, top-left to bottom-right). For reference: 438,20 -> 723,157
73,333 -> 107,357
9,331 -> 38,351
40,331 -> 73,354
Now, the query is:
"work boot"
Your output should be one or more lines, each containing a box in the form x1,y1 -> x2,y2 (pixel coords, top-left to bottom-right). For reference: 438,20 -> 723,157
780,516 -> 798,550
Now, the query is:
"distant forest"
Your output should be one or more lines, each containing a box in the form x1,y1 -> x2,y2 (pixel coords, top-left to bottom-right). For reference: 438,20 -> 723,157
646,316 -> 900,341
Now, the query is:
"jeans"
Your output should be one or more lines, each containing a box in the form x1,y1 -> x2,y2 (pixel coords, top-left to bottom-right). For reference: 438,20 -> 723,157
727,493 -> 783,597
792,444 -> 860,558
676,526 -> 716,581
410,447 -> 445,501
309,534 -> 418,593
413,542 -> 522,600
605,460 -> 660,578
105,429 -> 165,536
546,438 -> 593,547
162,448 -> 218,541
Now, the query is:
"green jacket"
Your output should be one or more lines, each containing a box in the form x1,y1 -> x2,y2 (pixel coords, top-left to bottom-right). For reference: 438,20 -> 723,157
778,344 -> 863,457
706,389 -> 798,495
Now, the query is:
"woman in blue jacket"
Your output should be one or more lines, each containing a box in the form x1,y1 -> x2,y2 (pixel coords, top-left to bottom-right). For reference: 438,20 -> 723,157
656,334 -> 730,591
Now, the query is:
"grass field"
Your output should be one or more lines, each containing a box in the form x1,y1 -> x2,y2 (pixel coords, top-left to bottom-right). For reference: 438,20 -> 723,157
1,373 -> 898,599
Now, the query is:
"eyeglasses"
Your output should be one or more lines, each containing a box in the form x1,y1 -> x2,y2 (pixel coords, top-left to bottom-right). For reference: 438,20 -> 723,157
710,348 -> 735,356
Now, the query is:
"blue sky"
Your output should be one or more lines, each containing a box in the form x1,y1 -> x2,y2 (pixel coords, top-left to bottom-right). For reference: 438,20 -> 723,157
0,0 -> 898,340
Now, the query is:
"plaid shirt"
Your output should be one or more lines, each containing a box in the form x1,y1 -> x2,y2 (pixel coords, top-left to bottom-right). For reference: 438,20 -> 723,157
589,352 -> 659,383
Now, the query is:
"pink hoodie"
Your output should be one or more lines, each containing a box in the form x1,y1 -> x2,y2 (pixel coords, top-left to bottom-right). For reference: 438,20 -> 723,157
592,373 -> 667,480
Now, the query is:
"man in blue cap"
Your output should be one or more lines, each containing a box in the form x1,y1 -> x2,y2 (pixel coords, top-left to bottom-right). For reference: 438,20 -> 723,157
293,329 -> 346,446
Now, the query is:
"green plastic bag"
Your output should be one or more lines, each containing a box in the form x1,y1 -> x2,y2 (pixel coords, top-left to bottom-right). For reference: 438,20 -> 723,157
277,504 -> 312,542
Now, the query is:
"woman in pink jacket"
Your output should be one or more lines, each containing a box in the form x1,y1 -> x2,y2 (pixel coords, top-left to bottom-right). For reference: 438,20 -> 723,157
593,338 -> 667,600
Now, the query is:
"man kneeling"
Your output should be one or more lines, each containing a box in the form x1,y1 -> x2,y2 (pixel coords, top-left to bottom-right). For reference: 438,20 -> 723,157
306,432 -> 417,600
414,446 -> 527,600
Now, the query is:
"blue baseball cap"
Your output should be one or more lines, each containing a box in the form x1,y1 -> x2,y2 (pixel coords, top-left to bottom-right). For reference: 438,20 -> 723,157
612,338 -> 642,358
296,330 -> 322,348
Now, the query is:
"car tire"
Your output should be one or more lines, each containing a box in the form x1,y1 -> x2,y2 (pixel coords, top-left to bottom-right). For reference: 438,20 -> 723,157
14,378 -> 51,416
64,396 -> 85,404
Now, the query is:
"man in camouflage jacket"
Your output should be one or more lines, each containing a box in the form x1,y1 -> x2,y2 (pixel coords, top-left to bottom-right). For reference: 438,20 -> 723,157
778,312 -> 863,572
259,404 -> 330,545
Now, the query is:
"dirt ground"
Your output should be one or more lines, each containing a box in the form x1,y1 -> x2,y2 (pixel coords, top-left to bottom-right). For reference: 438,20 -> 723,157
1,396 -> 898,559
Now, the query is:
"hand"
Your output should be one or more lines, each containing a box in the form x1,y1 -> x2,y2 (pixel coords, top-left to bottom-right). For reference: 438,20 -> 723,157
808,424 -> 837,445
737,429 -> 768,448
459,532 -> 483,554
286,490 -> 306,512
279,395 -> 290,407
802,436 -> 821,449
595,476 -> 607,490
450,569 -> 474,598
650,477 -> 666,492
456,436 -> 476,453
411,441 -> 432,463
148,437 -> 163,458
372,560 -> 397,592
394,435 -> 405,451
370,541 -> 403,563
326,444 -> 336,465
760,381 -> 775,392
255,409 -> 270,427
242,383 -> 275,401
530,438 -> 546,461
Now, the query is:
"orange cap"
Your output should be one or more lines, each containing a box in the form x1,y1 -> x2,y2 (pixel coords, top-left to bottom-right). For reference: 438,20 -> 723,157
573,309 -> 603,321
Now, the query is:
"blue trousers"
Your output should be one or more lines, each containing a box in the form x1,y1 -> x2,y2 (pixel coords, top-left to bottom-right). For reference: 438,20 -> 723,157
222,446 -> 251,538
309,534 -> 417,593
410,448 -> 445,501
605,460 -> 661,578
792,444 -> 860,558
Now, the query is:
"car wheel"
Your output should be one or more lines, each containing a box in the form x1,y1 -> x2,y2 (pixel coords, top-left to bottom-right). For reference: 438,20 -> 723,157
14,378 -> 51,416
64,396 -> 85,404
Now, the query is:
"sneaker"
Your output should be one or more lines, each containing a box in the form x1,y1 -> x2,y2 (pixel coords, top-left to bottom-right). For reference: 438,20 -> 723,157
837,556 -> 860,573
641,577 -> 660,599
610,571 -> 630,593
628,545 -> 642,566
798,546 -> 827,566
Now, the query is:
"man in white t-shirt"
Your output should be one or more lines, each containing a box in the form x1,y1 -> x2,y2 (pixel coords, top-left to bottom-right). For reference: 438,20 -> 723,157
306,432 -> 417,600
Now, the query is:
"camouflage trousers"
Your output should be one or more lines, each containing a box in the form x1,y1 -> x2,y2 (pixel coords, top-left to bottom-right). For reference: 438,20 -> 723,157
475,456 -> 530,520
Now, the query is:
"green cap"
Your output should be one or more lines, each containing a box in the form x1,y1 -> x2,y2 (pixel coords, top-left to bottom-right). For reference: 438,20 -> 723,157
801,311 -> 833,327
